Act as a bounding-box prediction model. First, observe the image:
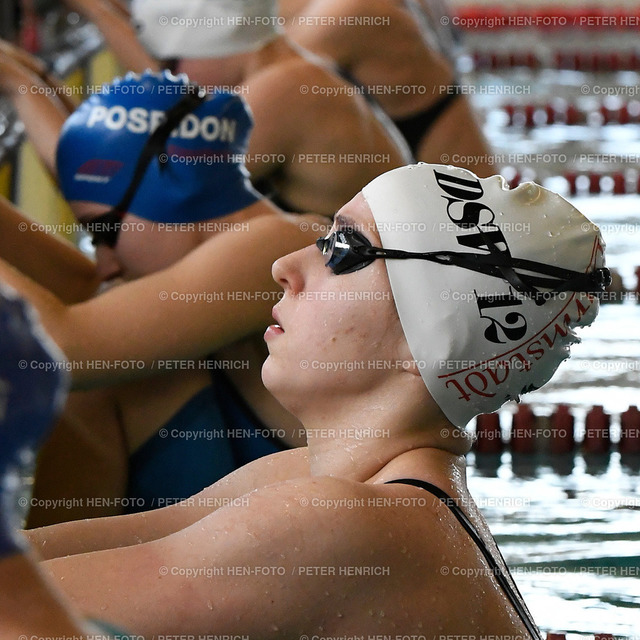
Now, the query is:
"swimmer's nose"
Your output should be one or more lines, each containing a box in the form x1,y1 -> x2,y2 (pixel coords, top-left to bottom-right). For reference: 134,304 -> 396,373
272,245 -> 313,296
94,245 -> 123,283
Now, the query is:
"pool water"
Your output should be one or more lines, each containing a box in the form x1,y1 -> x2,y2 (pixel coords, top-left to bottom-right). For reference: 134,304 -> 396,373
468,452 -> 640,638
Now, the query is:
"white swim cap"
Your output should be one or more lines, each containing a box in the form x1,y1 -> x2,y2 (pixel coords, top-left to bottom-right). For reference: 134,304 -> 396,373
131,0 -> 282,59
362,163 -> 608,428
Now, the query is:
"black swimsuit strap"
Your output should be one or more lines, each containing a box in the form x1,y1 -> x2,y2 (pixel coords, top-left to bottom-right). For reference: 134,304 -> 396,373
385,478 -> 542,640
416,86 -> 461,126
392,85 -> 462,155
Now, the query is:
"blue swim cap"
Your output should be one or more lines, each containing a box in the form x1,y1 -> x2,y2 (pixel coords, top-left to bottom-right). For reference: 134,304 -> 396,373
56,71 -> 260,223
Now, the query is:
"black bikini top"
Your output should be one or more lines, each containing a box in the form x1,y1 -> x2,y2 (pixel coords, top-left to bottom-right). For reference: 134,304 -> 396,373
385,478 -> 542,640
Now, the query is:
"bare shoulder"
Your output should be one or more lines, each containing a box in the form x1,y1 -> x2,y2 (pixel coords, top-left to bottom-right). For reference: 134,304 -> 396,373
217,474 -> 453,561
56,473 -> 496,636
63,476 -> 443,636
193,446 -> 312,505
176,474 -> 459,624
246,53 -> 353,115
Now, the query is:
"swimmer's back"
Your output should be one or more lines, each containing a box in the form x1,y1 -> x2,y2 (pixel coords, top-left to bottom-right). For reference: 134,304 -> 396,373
284,0 -> 495,176
245,53 -> 412,213
286,0 -> 454,118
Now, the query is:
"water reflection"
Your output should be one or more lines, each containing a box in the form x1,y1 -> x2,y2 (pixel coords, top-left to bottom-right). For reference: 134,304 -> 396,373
468,452 -> 640,636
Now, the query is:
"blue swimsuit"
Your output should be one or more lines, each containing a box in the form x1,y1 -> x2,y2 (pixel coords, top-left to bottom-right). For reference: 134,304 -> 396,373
126,370 -> 286,511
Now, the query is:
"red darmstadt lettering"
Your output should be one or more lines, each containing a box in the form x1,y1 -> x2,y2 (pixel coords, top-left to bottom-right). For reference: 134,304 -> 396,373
438,295 -> 594,402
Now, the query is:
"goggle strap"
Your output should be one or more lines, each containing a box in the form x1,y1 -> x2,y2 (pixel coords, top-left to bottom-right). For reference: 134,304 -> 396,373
354,246 -> 610,298
111,84 -> 208,216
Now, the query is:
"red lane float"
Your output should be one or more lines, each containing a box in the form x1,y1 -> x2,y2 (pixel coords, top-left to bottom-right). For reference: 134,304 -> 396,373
582,405 -> 611,454
474,405 -> 639,454
619,405 -> 640,454
469,49 -> 640,72
474,412 -> 504,453
455,5 -> 640,31
562,172 -> 640,196
510,404 -> 538,454
503,102 -> 640,128
549,404 -> 575,454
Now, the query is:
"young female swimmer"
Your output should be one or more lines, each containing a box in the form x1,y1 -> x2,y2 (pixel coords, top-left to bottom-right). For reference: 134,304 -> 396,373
27,164 -> 609,639
0,72 -> 325,522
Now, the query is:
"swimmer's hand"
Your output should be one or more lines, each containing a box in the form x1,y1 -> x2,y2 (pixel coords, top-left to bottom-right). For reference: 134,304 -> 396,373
0,285 -> 68,556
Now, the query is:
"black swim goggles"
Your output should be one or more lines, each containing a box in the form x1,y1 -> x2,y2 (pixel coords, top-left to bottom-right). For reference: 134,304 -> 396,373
81,84 -> 208,248
316,227 -> 611,305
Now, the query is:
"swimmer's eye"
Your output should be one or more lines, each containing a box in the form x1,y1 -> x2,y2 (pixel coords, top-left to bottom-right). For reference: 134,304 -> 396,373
315,228 -> 378,275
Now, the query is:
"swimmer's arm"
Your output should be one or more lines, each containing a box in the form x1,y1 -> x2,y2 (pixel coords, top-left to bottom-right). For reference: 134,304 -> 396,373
40,477 -> 398,637
0,197 -> 100,303
28,448 -> 310,560
0,553 -> 95,638
102,0 -> 131,19
0,38 -> 78,113
0,207 -> 325,388
61,0 -> 159,74
242,67 -> 299,181
0,46 -> 70,177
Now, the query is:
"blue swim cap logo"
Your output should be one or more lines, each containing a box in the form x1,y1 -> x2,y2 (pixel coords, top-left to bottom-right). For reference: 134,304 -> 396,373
85,106 -> 238,142
74,159 -> 124,185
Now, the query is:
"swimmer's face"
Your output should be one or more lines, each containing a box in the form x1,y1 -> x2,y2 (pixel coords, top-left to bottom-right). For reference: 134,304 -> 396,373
262,193 -> 414,414
72,202 -> 202,283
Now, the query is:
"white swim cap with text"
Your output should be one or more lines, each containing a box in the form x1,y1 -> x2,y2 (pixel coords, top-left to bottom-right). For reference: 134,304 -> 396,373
362,163 -> 607,428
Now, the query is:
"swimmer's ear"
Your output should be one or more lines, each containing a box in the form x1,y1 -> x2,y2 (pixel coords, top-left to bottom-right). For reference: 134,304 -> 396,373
397,338 -> 421,378
401,359 -> 421,378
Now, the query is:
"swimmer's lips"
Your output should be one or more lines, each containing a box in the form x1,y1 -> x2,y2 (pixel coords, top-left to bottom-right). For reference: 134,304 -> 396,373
264,309 -> 285,340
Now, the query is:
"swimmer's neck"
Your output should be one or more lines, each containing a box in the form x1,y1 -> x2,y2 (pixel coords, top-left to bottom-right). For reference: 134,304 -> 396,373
306,437 -> 470,487
302,385 -> 472,483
